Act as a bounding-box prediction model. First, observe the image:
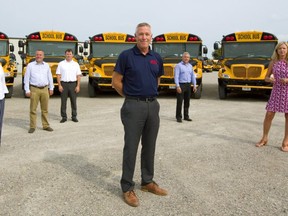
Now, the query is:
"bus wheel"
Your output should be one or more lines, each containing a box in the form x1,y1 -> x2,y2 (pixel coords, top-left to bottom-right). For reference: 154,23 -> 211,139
88,82 -> 96,97
218,84 -> 227,99
5,86 -> 13,98
193,83 -> 202,99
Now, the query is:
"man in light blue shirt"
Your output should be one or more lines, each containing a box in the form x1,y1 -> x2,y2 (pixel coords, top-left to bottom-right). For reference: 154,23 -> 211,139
174,52 -> 197,123
24,50 -> 54,133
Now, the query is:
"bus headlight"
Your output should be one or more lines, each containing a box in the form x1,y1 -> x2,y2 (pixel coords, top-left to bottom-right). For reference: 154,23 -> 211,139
92,72 -> 101,77
5,72 -> 12,77
222,74 -> 230,78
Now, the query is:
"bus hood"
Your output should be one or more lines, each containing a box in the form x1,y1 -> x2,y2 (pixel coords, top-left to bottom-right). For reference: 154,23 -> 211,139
94,58 -> 118,68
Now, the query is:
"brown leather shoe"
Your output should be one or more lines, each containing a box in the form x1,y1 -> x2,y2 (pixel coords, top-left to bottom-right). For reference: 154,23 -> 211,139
141,182 -> 168,196
123,190 -> 139,207
28,128 -> 35,133
43,127 -> 53,132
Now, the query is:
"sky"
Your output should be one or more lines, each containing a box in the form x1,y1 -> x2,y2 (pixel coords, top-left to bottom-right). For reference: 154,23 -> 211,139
1,0 -> 288,57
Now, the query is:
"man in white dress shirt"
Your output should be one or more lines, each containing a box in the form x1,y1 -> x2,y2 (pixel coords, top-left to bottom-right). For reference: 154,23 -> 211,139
56,49 -> 81,123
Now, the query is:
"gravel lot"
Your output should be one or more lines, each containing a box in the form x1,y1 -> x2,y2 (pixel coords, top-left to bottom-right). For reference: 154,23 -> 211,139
0,72 -> 288,216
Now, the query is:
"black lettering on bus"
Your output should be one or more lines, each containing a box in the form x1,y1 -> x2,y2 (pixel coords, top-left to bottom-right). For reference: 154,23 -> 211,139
252,34 -> 260,39
238,34 -> 252,40
56,34 -> 62,39
106,36 -> 117,40
167,36 -> 179,40
180,36 -> 187,40
42,33 -> 55,39
118,36 -> 124,40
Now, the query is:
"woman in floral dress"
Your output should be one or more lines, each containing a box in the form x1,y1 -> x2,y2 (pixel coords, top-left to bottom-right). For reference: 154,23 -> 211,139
256,41 -> 288,152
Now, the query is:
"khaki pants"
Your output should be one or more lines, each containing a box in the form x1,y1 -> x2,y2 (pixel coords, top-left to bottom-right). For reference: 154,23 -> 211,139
30,86 -> 50,129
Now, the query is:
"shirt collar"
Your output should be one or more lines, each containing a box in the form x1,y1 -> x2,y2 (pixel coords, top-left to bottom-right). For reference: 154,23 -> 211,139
133,45 -> 152,56
34,61 -> 44,65
181,61 -> 189,65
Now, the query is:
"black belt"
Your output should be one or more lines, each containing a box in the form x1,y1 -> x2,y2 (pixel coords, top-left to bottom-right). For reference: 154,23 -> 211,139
30,85 -> 47,89
126,96 -> 156,102
61,81 -> 77,83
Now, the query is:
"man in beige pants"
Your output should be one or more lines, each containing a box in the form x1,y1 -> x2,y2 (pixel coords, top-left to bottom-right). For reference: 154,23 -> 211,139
24,50 -> 54,133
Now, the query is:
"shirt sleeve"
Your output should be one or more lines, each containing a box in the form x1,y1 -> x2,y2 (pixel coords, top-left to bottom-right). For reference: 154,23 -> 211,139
76,63 -> 82,76
24,64 -> 31,93
56,61 -> 61,75
0,67 -> 8,96
174,64 -> 180,87
47,64 -> 54,90
191,65 -> 196,86
114,52 -> 126,75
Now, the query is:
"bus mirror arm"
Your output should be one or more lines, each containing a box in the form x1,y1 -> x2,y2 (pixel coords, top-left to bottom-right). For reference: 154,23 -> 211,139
74,55 -> 83,60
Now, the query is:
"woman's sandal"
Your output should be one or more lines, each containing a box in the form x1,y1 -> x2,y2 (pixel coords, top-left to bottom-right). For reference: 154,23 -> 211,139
256,140 -> 268,147
281,145 -> 288,152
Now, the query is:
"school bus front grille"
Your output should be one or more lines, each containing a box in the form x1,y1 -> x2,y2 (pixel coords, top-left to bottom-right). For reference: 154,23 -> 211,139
248,66 -> 262,78
103,66 -> 115,76
164,66 -> 174,77
233,66 -> 262,78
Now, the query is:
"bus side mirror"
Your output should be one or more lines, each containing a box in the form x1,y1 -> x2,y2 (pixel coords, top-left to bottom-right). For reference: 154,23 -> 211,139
19,53 -> 26,60
84,41 -> 89,49
203,47 -> 208,54
214,43 -> 219,50
9,53 -> 16,61
18,40 -> 24,48
10,44 -> 14,52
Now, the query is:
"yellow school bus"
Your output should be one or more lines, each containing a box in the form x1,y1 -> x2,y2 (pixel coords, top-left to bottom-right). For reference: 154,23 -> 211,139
0,32 -> 17,98
18,30 -> 84,95
214,31 -> 278,99
84,32 -> 136,97
152,32 -> 208,99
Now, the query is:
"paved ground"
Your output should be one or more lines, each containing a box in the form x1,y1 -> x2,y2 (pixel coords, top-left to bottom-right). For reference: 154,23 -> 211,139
1,72 -> 288,216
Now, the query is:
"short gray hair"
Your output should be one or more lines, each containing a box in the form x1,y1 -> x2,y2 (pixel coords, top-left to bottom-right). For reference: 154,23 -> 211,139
135,22 -> 151,34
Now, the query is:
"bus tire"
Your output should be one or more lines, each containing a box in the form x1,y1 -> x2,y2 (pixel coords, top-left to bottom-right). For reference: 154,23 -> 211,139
193,83 -> 202,99
5,86 -> 13,98
88,82 -> 96,97
218,84 -> 227,99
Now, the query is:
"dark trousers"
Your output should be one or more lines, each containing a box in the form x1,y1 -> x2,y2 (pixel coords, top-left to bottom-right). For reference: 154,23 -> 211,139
60,82 -> 77,119
120,98 -> 160,192
176,83 -> 191,119
0,99 -> 5,145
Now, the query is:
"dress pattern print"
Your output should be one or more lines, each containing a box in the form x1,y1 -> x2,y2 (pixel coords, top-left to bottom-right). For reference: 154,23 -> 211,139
266,60 -> 288,113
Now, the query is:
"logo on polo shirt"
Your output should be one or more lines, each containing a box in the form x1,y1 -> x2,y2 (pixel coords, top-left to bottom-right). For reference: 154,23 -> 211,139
150,60 -> 158,65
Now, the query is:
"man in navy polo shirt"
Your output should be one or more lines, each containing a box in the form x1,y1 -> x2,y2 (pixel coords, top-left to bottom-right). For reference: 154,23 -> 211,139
112,22 -> 168,207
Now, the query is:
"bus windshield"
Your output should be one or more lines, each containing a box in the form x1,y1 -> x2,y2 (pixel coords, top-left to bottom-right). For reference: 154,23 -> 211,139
223,42 -> 276,58
0,41 -> 8,56
153,43 -> 201,58
91,43 -> 135,58
27,41 -> 78,57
